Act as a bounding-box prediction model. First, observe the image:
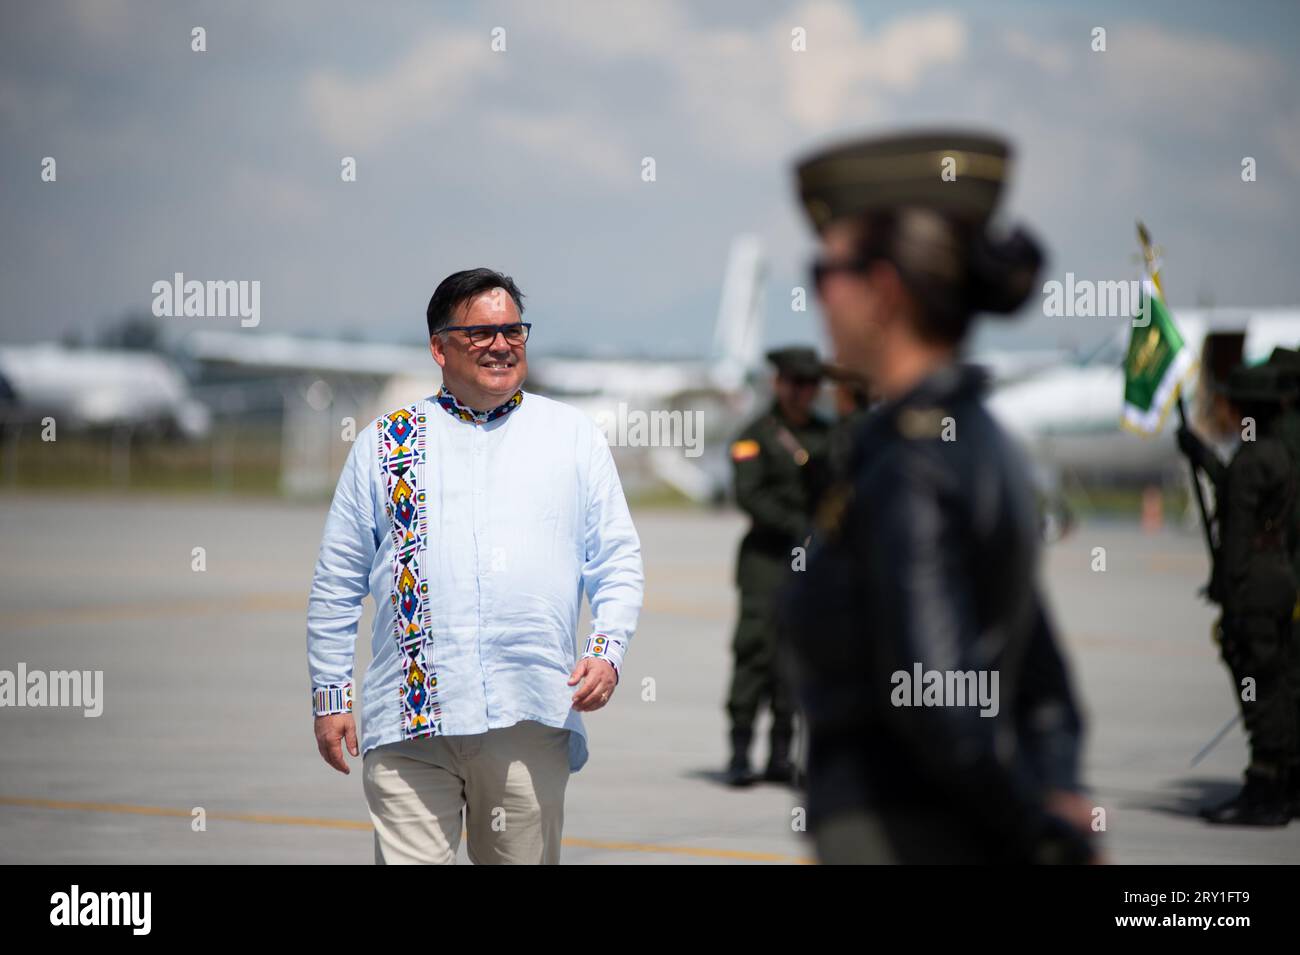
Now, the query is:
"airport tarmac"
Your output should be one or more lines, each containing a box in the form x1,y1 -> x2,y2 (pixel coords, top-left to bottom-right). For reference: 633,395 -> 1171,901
1,491 -> 1298,864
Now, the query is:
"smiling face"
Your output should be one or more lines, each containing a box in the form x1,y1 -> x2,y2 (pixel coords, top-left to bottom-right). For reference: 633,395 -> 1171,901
429,288 -> 528,410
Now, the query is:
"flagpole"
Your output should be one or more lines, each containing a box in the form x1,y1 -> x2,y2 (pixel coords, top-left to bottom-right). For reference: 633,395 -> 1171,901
1189,712 -> 1242,767
1136,221 -> 1214,557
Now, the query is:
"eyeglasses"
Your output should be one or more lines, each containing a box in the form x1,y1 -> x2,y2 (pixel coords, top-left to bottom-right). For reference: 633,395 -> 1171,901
436,322 -> 532,347
809,256 -> 873,291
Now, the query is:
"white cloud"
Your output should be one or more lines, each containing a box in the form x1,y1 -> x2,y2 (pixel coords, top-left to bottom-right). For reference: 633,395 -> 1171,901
1094,23 -> 1281,126
779,5 -> 966,129
1003,29 -> 1069,76
225,164 -> 324,223
483,110 -> 637,186
509,0 -> 689,60
68,0 -> 133,42
299,2 -> 969,171
303,29 -> 495,148
1270,111 -> 1300,177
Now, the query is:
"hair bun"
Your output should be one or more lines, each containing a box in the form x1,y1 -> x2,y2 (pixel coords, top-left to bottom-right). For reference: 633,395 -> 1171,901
968,225 -> 1044,317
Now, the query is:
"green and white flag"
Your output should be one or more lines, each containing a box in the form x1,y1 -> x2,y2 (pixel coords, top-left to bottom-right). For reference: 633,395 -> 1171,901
1120,281 -> 1196,435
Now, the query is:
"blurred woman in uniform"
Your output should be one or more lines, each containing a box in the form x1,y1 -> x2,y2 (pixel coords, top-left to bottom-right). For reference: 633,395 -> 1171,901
782,131 -> 1099,864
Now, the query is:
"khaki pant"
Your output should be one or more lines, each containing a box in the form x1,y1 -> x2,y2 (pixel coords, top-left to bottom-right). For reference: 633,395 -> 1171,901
362,719 -> 571,864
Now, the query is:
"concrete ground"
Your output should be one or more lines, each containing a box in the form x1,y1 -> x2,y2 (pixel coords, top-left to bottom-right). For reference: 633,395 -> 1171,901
1,491 -> 1297,863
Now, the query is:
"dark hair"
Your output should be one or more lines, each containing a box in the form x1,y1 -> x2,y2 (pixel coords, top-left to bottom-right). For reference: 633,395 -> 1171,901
426,269 -> 526,338
853,208 -> 1043,345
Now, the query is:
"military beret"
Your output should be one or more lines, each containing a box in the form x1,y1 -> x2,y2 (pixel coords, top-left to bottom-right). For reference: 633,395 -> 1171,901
794,130 -> 1012,232
766,346 -> 824,380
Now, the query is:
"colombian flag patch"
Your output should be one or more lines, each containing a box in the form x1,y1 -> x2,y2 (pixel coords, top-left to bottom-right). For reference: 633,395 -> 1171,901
730,439 -> 760,461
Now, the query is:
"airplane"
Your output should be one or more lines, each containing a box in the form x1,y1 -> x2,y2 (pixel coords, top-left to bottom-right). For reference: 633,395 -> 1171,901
0,342 -> 211,438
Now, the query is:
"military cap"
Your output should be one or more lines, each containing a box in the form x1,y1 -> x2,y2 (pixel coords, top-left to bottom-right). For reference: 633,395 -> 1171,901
766,346 -> 824,380
795,130 -> 1011,232
1226,362 -> 1296,404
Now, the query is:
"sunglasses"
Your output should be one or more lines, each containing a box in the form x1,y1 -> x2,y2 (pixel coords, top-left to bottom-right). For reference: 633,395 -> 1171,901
437,322 -> 532,347
809,256 -> 874,291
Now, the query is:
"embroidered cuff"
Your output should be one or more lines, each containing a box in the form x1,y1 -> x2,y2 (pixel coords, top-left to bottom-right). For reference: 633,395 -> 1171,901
313,682 -> 353,716
582,633 -> 624,683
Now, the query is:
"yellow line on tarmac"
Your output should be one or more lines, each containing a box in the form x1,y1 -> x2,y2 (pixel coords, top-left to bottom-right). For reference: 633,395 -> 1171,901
0,796 -> 371,830
0,796 -> 809,863
561,836 -> 806,863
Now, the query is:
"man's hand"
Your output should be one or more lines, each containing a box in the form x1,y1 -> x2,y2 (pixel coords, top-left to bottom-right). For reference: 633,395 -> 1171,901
1045,788 -> 1106,864
1176,425 -> 1203,460
315,713 -> 359,774
1045,788 -> 1093,833
568,657 -> 617,712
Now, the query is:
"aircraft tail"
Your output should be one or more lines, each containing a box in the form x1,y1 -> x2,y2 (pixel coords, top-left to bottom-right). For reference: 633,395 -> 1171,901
710,235 -> 766,389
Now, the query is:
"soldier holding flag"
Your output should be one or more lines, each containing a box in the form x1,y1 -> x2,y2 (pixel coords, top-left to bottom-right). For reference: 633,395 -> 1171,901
1130,225 -> 1299,824
1177,365 -> 1298,825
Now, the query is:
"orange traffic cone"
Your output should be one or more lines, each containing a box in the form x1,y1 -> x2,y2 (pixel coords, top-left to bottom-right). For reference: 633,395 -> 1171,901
1141,485 -> 1163,532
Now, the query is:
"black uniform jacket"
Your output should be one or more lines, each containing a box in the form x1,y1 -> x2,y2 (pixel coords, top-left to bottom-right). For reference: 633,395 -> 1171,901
782,363 -> 1087,862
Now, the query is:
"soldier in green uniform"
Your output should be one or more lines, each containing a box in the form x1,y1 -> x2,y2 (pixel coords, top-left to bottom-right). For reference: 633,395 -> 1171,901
724,347 -> 831,787
1178,363 -> 1298,825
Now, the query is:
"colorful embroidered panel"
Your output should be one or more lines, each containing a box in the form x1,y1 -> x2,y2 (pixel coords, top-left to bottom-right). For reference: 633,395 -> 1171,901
313,682 -> 352,716
584,633 -> 610,660
377,405 -> 444,738
435,386 -> 523,425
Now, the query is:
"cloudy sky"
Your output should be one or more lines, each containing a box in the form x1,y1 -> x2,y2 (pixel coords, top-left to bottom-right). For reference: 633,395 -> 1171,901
2,0 -> 1298,358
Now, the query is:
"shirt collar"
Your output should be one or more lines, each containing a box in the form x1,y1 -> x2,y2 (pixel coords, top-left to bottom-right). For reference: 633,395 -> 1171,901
434,385 -> 524,425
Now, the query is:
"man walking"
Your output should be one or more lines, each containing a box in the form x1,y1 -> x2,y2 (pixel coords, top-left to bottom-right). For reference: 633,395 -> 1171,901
307,268 -> 644,863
